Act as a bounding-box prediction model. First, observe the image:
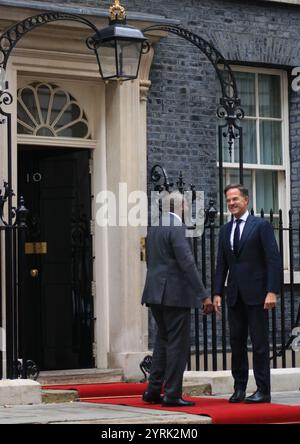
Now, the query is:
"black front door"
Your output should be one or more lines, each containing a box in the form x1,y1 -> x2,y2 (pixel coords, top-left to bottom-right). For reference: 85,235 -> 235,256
18,147 -> 94,370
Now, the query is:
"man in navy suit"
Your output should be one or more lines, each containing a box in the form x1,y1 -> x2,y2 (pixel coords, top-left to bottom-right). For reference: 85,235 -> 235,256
142,191 -> 213,407
214,184 -> 282,404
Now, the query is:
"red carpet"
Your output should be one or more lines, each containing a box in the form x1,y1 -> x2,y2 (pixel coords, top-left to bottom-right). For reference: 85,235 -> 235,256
43,382 -> 148,398
43,383 -> 300,424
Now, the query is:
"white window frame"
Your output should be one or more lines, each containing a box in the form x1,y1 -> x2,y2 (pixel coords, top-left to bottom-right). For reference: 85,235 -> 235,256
218,65 -> 294,280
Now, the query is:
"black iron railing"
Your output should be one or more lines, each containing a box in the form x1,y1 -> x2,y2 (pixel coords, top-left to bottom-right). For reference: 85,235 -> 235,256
188,207 -> 300,371
0,189 -> 29,379
149,165 -> 300,372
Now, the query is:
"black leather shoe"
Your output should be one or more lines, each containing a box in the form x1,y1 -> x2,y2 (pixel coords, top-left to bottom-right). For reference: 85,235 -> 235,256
161,396 -> 195,407
229,389 -> 246,403
142,391 -> 162,404
244,390 -> 271,404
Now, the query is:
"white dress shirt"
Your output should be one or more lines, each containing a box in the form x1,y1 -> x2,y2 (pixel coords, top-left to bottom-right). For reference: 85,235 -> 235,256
168,212 -> 182,224
230,210 -> 249,250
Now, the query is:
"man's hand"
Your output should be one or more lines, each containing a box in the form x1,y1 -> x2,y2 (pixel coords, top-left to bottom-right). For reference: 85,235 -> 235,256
213,295 -> 222,317
264,292 -> 277,310
202,297 -> 213,315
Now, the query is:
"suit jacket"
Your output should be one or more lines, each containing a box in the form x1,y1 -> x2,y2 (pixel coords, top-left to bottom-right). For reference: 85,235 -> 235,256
215,214 -> 282,307
141,213 -> 208,308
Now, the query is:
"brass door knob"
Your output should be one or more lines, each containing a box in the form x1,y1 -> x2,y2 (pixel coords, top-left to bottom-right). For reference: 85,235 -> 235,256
30,269 -> 39,278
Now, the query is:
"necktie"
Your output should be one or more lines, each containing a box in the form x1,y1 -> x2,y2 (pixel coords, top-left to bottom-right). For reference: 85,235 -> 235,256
233,219 -> 242,255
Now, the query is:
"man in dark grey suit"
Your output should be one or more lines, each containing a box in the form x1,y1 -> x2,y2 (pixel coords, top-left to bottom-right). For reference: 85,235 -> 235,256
214,184 -> 282,404
141,192 -> 212,407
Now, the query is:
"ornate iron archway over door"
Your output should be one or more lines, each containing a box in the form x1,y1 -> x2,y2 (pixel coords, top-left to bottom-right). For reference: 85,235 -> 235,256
143,24 -> 245,224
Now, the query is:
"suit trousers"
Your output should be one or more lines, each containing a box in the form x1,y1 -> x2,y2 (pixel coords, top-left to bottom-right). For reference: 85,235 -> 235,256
228,295 -> 270,394
148,304 -> 191,399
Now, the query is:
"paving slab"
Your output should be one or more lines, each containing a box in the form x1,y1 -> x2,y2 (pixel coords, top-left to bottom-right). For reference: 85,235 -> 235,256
184,368 -> 300,394
0,391 -> 299,424
271,391 -> 300,405
212,391 -> 300,405
0,401 -> 211,424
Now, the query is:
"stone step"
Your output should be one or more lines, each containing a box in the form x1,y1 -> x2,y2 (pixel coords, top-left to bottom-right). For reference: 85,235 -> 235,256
0,380 -> 41,406
42,389 -> 79,404
182,383 -> 212,397
37,368 -> 124,386
183,368 -> 300,395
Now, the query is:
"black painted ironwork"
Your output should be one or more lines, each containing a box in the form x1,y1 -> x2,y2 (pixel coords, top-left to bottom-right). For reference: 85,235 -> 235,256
143,25 -> 238,102
0,11 -> 94,379
0,188 -> 30,379
17,359 -> 39,381
150,165 -> 198,200
1,69 -> 35,379
269,210 -> 300,364
139,355 -> 153,383
0,8 -> 245,378
87,20 -> 148,82
289,210 -> 296,367
147,166 -> 300,372
143,24 -> 244,223
0,82 -> 17,379
0,5 -> 148,378
0,12 -> 98,71
200,206 -> 300,371
17,197 -> 30,379
0,8 -> 148,83
150,164 -> 173,193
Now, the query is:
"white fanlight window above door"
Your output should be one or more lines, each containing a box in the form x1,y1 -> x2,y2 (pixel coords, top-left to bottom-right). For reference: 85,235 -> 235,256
17,82 -> 93,144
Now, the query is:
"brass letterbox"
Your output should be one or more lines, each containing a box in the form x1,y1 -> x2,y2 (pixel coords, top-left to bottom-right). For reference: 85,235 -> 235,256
25,242 -> 47,255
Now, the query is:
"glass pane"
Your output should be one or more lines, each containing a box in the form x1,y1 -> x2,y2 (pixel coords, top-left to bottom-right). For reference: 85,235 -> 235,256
58,121 -> 89,138
49,89 -> 68,126
222,68 -> 234,98
117,41 -> 141,78
218,121 -> 231,163
224,169 -> 253,211
234,119 -> 257,164
256,170 -> 278,213
216,71 -> 255,164
20,88 -> 40,125
96,42 -> 117,78
36,84 -> 51,124
218,121 -> 255,165
260,120 -> 282,165
17,102 -> 35,130
17,121 -> 34,135
235,71 -> 255,116
36,127 -> 55,137
258,74 -> 281,118
216,70 -> 231,103
55,103 -> 81,129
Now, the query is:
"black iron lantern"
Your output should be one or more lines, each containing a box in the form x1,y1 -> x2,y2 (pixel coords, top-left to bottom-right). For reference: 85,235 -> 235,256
88,0 -> 148,81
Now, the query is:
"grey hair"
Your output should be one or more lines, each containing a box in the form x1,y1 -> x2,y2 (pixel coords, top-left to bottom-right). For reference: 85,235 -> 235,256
161,191 -> 187,214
